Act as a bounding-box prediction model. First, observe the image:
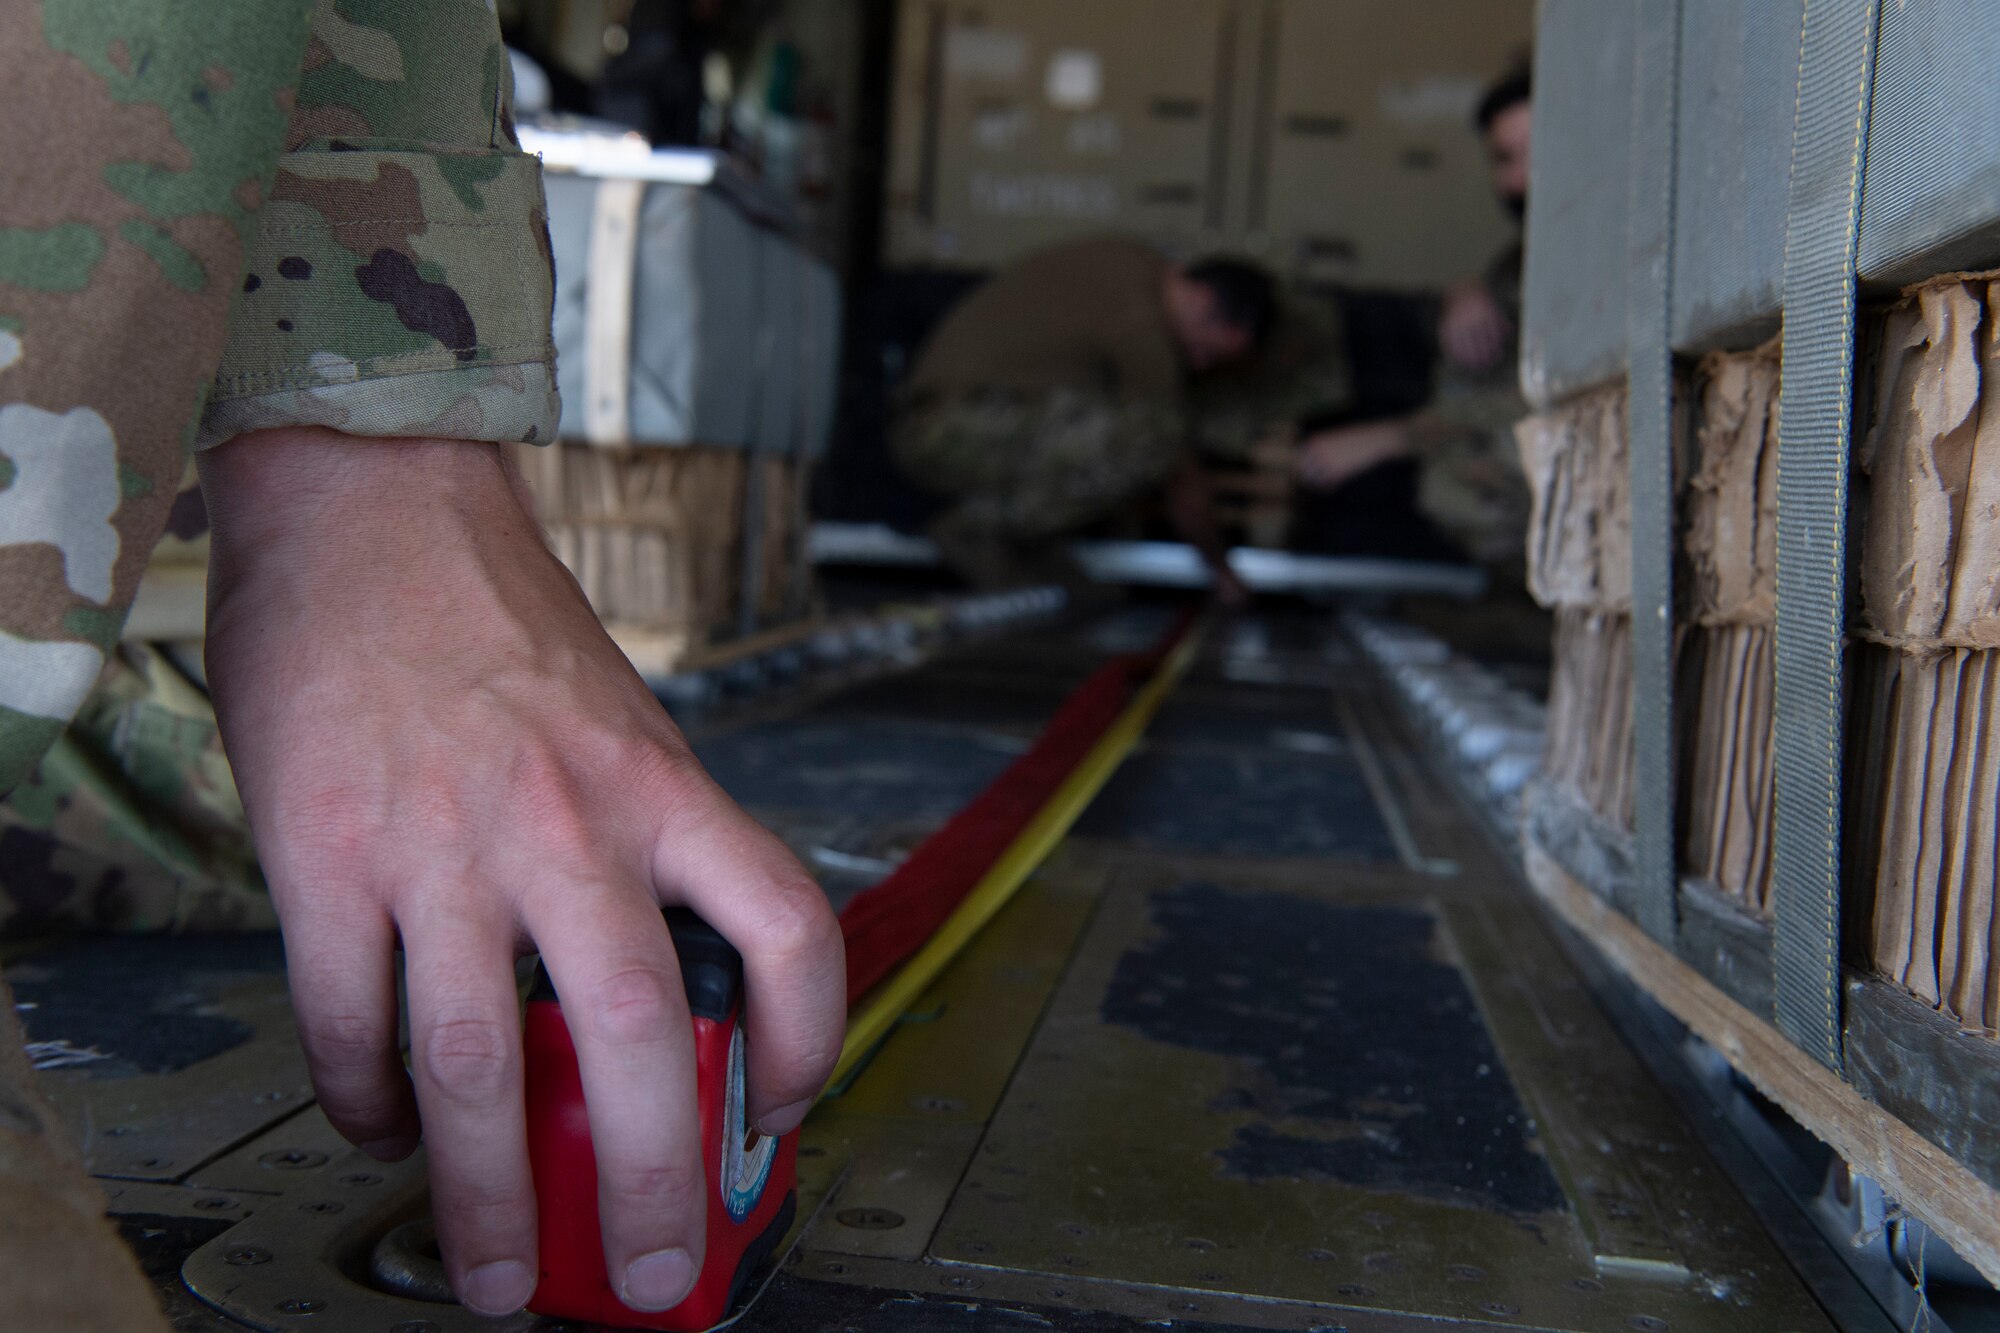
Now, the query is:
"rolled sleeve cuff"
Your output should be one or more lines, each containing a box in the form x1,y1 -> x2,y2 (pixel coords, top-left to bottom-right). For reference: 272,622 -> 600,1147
198,145 -> 560,449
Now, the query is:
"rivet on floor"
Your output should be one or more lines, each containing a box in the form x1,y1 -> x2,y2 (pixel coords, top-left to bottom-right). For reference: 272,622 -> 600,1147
835,1207 -> 904,1230
224,1247 -> 271,1267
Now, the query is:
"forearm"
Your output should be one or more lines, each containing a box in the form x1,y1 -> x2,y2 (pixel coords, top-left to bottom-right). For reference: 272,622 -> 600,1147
1163,453 -> 1233,578
1395,413 -> 1465,458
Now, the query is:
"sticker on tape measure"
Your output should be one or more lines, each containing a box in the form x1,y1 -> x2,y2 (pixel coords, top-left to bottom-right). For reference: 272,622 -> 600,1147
721,1026 -> 777,1221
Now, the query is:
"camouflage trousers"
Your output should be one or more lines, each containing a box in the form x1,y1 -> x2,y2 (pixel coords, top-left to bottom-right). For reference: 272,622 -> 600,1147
0,643 -> 266,938
1415,372 -> 1533,571
892,389 -> 1182,585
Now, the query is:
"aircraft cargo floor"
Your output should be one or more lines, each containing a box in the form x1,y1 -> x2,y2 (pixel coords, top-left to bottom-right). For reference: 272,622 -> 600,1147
7,605 -> 1893,1332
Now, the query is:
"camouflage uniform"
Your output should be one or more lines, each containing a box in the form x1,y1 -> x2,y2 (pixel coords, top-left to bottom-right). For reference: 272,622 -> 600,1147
897,389 -> 1185,542
894,388 -> 1184,588
1187,288 -> 1353,465
0,0 -> 559,934
1412,243 -> 1533,571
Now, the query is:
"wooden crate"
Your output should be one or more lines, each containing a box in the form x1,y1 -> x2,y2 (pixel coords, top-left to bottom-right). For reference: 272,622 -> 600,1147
510,441 -> 818,677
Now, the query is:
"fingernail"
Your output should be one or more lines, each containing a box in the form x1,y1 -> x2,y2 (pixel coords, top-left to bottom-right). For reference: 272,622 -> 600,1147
359,1135 -> 417,1162
621,1248 -> 695,1312
461,1259 -> 535,1315
754,1097 -> 814,1137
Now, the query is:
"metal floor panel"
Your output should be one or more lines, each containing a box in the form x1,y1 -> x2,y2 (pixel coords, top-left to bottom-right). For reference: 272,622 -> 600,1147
693,717 -> 1023,821
7,608 -> 1866,1330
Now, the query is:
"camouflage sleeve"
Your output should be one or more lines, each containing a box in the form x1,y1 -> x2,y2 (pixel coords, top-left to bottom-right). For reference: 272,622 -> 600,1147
1188,293 -> 1353,463
197,0 -> 559,447
0,2 -> 316,791
1412,367 -> 1528,446
0,0 -> 556,795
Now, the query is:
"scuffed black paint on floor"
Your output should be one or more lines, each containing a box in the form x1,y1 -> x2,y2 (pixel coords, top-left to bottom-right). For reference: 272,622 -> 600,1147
1100,881 -> 1565,1216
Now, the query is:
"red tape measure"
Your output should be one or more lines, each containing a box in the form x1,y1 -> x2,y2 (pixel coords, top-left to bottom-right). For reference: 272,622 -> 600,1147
524,909 -> 797,1330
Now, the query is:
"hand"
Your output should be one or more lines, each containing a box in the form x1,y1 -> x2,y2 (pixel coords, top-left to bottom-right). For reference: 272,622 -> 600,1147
1439,279 -> 1511,374
1294,421 -> 1411,492
1211,563 -> 1252,612
198,429 -> 844,1317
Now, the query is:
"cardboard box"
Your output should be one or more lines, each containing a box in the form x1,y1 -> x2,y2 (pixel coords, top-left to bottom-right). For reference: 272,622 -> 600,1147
1684,344 -> 1779,626
884,0 -> 1531,286
1857,272 -> 2000,648
1542,607 -> 1634,832
1679,623 -> 1775,915
1253,0 -> 1532,287
1515,384 -> 1630,613
1853,644 -> 2000,1032
886,0 -> 1232,268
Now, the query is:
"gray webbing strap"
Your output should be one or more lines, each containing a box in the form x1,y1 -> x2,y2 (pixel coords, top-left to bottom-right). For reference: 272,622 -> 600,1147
1624,0 -> 1688,944
1772,0 -> 1880,1070
1625,0 -> 1683,948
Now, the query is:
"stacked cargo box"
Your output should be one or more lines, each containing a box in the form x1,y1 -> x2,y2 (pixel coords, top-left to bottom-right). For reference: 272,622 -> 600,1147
520,147 -> 842,676
1516,385 -> 1633,835
1677,348 -> 1780,915
1849,273 -> 2000,1031
1517,0 -> 2000,1283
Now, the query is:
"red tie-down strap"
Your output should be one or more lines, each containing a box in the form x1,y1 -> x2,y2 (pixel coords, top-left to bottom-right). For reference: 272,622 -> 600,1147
837,608 -> 1195,1005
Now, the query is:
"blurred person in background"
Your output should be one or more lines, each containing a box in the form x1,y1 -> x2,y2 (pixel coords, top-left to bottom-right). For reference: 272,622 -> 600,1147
1290,66 -> 1534,580
891,236 -> 1274,602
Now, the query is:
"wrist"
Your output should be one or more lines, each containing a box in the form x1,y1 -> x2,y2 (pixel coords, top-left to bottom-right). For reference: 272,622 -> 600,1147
202,429 -> 528,565
196,428 -> 538,634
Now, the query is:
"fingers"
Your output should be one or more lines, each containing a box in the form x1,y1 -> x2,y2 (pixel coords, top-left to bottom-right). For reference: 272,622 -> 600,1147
400,903 -> 538,1317
651,785 -> 845,1136
1442,320 -> 1489,371
530,891 -> 706,1313
280,903 -> 420,1159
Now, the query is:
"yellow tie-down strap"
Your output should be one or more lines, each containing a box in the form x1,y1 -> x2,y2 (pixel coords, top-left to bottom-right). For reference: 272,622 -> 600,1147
828,621 -> 1205,1092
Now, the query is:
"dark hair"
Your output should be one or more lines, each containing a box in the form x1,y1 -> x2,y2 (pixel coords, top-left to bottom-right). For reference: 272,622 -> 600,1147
1183,256 -> 1277,345
1474,65 -> 1532,133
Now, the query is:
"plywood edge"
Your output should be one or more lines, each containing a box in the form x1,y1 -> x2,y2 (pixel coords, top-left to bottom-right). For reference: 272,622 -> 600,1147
1521,839 -> 2000,1286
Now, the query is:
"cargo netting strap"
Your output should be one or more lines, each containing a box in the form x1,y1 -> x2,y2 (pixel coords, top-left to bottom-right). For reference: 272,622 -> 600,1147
1625,0 -> 1684,949
1772,0 -> 1882,1070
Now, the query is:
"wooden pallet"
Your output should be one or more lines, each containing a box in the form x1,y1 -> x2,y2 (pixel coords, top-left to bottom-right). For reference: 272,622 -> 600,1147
1523,840 -> 2000,1285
